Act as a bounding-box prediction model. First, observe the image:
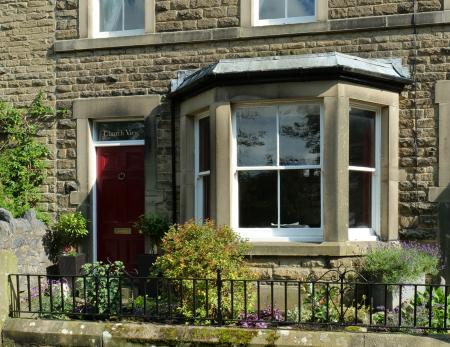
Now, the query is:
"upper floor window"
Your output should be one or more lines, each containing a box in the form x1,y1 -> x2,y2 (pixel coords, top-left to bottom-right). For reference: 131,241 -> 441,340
252,0 -> 316,26
93,0 -> 145,38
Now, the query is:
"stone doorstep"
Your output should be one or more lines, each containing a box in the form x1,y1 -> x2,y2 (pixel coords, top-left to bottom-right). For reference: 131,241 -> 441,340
3,318 -> 450,347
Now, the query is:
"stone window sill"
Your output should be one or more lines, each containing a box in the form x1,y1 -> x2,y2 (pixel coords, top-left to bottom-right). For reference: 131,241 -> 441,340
248,241 -> 380,257
54,10 -> 450,52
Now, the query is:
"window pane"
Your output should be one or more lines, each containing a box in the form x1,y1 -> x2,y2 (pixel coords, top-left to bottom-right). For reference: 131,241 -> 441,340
259,0 -> 285,19
237,107 -> 277,167
349,108 -> 375,167
287,0 -> 315,17
280,169 -> 321,227
198,117 -> 210,172
349,171 -> 372,228
100,0 -> 123,32
202,175 -> 210,220
279,104 -> 320,166
124,0 -> 145,30
239,171 -> 277,227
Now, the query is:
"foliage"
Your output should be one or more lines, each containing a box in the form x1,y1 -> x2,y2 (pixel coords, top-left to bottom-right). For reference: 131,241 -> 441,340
54,212 -> 89,252
286,283 -> 370,324
44,212 -> 88,262
133,214 -> 170,254
238,306 -> 284,328
372,286 -> 450,333
77,261 -> 125,315
29,279 -> 75,320
0,93 -> 55,218
360,242 -> 441,284
153,220 -> 254,322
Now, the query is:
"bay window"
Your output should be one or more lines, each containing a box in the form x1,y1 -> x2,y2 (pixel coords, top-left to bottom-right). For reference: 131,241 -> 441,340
233,104 -> 322,241
252,0 -> 316,26
177,52 -> 408,247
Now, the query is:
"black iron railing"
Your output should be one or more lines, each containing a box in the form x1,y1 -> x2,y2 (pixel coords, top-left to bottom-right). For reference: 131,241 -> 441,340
8,268 -> 450,332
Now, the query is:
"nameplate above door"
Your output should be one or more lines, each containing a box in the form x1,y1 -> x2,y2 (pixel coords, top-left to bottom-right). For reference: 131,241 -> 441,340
96,121 -> 144,142
114,227 -> 132,235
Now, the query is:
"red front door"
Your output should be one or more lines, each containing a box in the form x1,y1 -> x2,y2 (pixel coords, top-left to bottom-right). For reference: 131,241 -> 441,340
97,146 -> 145,271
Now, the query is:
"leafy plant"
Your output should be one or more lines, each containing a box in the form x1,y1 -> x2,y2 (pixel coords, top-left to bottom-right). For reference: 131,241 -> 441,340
133,214 -> 170,254
287,283 -> 370,324
153,220 -> 254,323
360,242 -> 441,284
372,286 -> 450,333
77,261 -> 125,315
44,212 -> 88,261
54,212 -> 89,253
0,93 -> 56,218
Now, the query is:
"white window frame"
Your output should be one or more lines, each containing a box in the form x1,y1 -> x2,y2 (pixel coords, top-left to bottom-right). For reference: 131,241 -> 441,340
348,104 -> 381,242
194,113 -> 210,222
252,0 -> 317,26
92,0 -> 146,38
231,101 -> 324,242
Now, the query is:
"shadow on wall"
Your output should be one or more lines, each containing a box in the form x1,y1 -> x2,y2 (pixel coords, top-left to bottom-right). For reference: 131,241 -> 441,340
436,185 -> 450,283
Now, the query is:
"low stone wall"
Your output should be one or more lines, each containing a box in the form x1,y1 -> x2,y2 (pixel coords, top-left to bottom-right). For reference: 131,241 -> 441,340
0,251 -> 18,347
2,318 -> 450,347
0,209 -> 51,275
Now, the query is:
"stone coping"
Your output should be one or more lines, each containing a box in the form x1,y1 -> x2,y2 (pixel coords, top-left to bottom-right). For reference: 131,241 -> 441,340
248,241 -> 380,257
55,10 -> 450,52
3,318 -> 450,347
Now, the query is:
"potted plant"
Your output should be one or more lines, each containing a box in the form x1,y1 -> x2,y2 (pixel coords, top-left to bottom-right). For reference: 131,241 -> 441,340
133,214 -> 169,277
54,212 -> 89,277
359,242 -> 441,310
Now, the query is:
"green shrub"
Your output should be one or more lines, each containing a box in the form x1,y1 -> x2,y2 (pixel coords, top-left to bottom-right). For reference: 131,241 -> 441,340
360,242 -> 441,284
77,261 -> 125,315
0,93 -> 56,218
133,214 -> 169,254
372,286 -> 450,333
44,212 -> 88,261
54,212 -> 88,252
153,220 -> 254,322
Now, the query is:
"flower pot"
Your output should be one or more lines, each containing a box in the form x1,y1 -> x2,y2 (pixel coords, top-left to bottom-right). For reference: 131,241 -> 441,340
137,253 -> 158,295
369,274 -> 426,311
58,253 -> 86,277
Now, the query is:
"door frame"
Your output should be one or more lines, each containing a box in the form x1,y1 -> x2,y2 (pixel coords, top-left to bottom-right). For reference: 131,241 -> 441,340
92,119 -> 145,263
72,95 -> 161,263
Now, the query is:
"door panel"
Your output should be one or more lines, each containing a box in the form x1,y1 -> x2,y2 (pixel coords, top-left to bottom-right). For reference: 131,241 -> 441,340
97,146 -> 145,271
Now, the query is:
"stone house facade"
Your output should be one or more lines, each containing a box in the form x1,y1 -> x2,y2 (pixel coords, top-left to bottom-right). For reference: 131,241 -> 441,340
0,0 -> 449,278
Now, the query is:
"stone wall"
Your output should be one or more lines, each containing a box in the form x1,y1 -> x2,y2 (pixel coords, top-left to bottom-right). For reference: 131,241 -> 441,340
328,0 -> 443,19
53,26 -> 448,239
0,0 -> 57,216
3,319 -> 450,347
156,0 -> 240,32
0,0 -> 447,261
0,209 -> 51,275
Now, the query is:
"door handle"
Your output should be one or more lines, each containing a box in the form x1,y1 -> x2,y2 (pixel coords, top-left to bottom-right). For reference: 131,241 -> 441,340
117,172 -> 126,181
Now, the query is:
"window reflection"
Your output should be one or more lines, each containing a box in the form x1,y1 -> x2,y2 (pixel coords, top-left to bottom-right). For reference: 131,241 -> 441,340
237,107 -> 277,166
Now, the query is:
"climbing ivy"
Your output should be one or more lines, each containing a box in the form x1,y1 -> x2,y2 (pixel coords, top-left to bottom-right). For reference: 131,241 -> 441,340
0,93 -> 56,218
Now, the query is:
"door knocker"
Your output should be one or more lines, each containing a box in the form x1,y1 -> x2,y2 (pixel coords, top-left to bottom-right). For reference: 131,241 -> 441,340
117,172 -> 126,181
